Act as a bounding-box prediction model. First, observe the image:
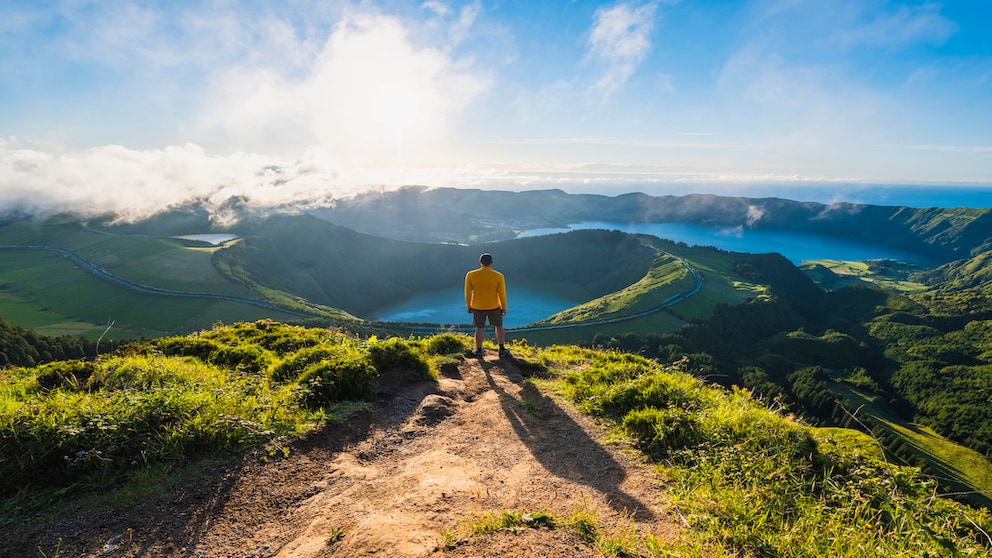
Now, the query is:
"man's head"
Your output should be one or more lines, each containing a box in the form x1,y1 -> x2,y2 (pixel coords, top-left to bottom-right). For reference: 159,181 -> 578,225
479,253 -> 493,266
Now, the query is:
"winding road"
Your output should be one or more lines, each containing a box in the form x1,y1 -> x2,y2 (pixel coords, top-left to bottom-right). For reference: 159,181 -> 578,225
0,245 -> 309,317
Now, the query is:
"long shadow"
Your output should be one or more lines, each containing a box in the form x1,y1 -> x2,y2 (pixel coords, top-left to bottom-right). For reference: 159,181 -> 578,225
480,359 -> 656,521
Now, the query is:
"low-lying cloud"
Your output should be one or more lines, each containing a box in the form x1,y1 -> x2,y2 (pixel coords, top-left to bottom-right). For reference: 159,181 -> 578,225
0,142 -> 483,225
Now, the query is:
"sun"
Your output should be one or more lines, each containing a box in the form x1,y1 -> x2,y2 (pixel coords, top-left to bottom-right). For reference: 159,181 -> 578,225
370,81 -> 427,159
304,15 -> 486,164
372,82 -> 420,135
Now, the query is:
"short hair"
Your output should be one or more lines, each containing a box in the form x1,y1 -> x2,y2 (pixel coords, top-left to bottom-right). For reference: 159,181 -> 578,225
480,253 -> 493,265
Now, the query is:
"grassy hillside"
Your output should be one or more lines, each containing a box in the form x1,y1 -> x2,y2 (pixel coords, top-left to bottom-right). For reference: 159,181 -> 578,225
912,249 -> 992,290
2,323 -> 989,556
0,217 -> 313,338
0,249 -> 307,339
578,254 -> 992,508
801,259 -> 929,292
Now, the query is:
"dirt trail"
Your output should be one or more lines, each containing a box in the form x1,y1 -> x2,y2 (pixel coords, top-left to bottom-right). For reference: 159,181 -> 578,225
6,353 -> 680,557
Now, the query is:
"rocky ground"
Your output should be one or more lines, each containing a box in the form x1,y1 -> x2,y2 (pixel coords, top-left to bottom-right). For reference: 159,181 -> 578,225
3,351 -> 681,557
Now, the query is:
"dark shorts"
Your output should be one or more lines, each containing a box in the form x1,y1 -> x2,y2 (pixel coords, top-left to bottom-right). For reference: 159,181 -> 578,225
472,308 -> 503,328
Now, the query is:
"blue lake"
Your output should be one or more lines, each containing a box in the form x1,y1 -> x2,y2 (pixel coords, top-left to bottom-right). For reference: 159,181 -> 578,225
517,221 -> 926,264
369,279 -> 587,328
371,220 -> 928,325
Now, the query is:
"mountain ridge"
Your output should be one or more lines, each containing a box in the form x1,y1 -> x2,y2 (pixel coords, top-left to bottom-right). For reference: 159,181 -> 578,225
312,187 -> 992,261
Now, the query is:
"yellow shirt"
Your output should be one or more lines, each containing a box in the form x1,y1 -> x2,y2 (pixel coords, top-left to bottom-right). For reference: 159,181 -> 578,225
464,266 -> 507,311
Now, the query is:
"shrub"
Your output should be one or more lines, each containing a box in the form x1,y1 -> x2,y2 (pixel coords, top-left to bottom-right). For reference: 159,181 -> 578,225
423,333 -> 469,356
296,357 -> 377,407
599,370 -> 707,419
368,338 -> 432,379
154,336 -> 220,359
210,344 -> 272,373
271,346 -> 351,383
622,407 -> 701,457
34,360 -> 98,392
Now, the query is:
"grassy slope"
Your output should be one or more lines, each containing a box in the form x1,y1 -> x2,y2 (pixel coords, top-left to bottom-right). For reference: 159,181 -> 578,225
0,250 -> 302,339
0,217 -> 255,297
0,218 -> 305,338
802,258 -> 930,293
832,381 -> 992,508
518,241 -> 763,346
537,253 -> 692,324
3,325 -> 989,556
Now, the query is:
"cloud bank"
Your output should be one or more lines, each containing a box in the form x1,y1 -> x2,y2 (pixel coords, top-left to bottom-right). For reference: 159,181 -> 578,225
0,142 -> 483,225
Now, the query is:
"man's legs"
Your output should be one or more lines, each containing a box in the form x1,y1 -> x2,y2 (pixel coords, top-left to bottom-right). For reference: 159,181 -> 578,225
495,325 -> 505,347
475,327 -> 485,351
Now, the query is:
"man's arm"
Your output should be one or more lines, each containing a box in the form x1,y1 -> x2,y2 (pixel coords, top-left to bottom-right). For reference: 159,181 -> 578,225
464,273 -> 473,312
498,277 -> 507,315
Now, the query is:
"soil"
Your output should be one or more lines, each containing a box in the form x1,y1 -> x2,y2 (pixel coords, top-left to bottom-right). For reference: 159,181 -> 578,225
3,352 -> 682,557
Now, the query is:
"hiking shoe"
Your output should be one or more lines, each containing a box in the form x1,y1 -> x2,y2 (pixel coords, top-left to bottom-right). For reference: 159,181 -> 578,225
469,348 -> 484,358
498,347 -> 511,358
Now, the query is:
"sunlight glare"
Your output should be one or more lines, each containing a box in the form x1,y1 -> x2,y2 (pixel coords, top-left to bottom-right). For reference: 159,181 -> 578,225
372,82 -> 421,157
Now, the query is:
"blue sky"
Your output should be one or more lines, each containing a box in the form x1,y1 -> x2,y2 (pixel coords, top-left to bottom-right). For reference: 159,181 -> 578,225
1,1 -> 990,218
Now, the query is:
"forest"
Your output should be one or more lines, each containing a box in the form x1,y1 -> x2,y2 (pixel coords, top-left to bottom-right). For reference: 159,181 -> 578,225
586,249 -> 992,499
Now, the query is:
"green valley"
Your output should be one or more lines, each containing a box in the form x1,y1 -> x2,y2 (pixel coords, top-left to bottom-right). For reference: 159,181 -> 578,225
2,189 -> 992,555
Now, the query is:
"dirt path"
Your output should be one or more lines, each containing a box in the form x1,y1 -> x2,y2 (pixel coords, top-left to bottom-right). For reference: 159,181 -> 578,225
7,353 -> 680,557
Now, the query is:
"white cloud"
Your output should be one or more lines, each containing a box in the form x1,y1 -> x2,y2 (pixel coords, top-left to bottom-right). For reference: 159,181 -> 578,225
196,11 -> 490,163
0,141 -> 485,223
745,204 -> 765,227
585,1 -> 660,100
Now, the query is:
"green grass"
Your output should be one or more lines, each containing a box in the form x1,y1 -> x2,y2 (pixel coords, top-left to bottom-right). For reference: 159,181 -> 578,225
660,243 -> 761,320
0,218 -> 320,337
505,343 -> 992,557
803,259 -> 929,293
832,381 -> 992,506
4,328 -> 991,555
0,251 -> 302,339
537,254 -> 693,324
0,219 -> 221,290
0,324 -> 467,517
103,241 -> 255,296
446,505 -> 655,556
514,246 -> 760,346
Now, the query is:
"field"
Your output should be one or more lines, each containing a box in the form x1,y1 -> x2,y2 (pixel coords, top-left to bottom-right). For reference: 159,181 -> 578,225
0,250 -> 301,339
802,259 -> 929,292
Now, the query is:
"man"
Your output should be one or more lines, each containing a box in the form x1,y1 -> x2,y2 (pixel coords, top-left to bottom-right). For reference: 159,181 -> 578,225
464,252 -> 509,358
